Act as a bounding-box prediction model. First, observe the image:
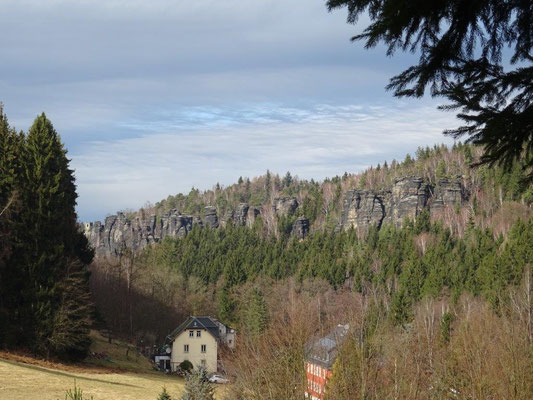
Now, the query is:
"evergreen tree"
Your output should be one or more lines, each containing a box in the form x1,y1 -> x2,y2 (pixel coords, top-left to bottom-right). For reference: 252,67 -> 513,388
390,289 -> 411,327
283,171 -> 293,188
440,312 -> 454,343
436,159 -> 447,180
403,153 -> 414,166
244,287 -> 268,337
218,285 -> 234,323
0,106 -> 24,346
158,387 -> 173,400
11,113 -> 93,358
328,0 -> 533,181
264,170 -> 271,202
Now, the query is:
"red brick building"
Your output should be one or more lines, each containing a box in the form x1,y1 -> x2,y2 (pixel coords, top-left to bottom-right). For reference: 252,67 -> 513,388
304,324 -> 349,400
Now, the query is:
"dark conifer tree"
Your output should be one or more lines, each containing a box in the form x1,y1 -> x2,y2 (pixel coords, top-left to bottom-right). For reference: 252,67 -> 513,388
245,287 -> 268,337
0,106 -> 24,346
218,285 -> 235,323
328,0 -> 533,181
16,113 -> 93,359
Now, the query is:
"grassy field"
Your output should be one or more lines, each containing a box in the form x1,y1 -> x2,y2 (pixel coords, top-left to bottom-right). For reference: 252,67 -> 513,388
0,331 -> 227,400
0,358 -> 186,400
84,330 -> 156,373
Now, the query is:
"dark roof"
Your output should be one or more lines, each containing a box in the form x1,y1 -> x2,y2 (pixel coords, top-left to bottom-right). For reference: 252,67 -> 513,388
305,324 -> 349,369
167,316 -> 220,342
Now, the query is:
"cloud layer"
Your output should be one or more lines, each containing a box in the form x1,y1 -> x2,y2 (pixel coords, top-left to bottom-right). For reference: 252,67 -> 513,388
0,1 -> 457,220
72,103 -> 455,221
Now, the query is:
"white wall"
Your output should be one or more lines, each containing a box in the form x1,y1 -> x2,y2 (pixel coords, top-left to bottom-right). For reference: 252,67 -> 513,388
171,328 -> 217,373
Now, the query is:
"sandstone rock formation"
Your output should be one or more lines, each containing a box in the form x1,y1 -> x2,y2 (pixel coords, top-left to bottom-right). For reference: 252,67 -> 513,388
85,176 -> 466,259
273,197 -> 298,217
292,216 -> 310,239
204,206 -> 219,229
222,203 -> 260,227
85,203 -> 265,259
339,176 -> 466,233
85,208 -> 205,259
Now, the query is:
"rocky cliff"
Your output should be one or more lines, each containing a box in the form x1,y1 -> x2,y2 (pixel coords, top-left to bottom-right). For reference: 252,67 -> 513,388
85,177 -> 466,259
338,176 -> 467,233
84,208 -> 201,259
85,199 -> 309,259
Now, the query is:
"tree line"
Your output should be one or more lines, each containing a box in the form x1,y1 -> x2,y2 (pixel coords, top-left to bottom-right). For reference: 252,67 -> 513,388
91,142 -> 532,345
0,106 -> 93,360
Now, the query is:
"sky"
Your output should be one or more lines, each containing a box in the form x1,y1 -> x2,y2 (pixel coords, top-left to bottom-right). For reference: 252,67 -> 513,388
0,0 -> 457,221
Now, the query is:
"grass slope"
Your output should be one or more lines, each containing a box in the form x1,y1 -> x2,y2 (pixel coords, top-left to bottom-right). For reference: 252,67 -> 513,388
0,357 -> 185,400
0,331 -> 228,400
85,330 -> 155,373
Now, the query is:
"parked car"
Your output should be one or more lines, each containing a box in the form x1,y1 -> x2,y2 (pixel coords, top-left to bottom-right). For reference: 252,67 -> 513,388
208,374 -> 230,384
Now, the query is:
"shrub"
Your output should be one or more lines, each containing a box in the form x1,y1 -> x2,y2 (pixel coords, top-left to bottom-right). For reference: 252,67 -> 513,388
181,366 -> 214,400
61,381 -> 93,400
179,360 -> 193,373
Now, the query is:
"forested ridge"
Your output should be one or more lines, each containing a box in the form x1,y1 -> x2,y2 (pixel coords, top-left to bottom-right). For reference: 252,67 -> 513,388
0,103 -> 532,398
92,141 -> 533,340
152,142 -> 532,230
90,142 -> 533,400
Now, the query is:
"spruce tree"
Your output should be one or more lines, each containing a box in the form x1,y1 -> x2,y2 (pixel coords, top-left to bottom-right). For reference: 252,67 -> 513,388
283,171 -> 293,188
17,113 -> 93,358
390,289 -> 411,327
244,287 -> 268,337
264,170 -> 271,202
218,285 -> 234,322
328,0 -> 533,181
0,106 -> 24,346
157,387 -> 173,400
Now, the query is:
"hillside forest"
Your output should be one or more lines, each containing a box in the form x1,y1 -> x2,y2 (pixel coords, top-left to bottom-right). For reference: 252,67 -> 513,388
89,124 -> 532,398
1,105 -> 533,399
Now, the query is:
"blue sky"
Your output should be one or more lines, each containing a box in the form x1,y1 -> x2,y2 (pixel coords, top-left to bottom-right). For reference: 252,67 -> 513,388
0,0 -> 456,221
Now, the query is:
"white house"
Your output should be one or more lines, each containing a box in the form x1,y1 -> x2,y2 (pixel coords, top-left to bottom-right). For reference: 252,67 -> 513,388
167,316 -> 236,373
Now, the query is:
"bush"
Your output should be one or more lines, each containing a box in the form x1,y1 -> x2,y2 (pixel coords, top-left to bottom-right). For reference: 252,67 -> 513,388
61,381 -> 93,400
179,360 -> 193,373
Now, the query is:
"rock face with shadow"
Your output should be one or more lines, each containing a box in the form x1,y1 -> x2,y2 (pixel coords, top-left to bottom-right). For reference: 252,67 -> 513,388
339,176 -> 467,233
292,216 -> 310,239
204,206 -> 219,229
273,197 -> 299,217
85,176 -> 467,259
84,208 -> 199,259
222,203 -> 261,228
85,203 -> 264,259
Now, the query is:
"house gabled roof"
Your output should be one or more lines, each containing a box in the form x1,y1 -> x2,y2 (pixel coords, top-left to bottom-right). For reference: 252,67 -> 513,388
305,324 -> 350,369
167,316 -> 220,342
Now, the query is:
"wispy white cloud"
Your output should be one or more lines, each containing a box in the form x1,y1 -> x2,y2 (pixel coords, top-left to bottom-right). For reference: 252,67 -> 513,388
73,102 -> 456,221
0,1 -> 455,221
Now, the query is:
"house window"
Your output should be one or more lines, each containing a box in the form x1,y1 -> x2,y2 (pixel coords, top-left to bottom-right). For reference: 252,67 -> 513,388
201,359 -> 206,366
196,330 -> 201,337
189,330 -> 194,337
184,344 -> 189,353
201,344 -> 206,353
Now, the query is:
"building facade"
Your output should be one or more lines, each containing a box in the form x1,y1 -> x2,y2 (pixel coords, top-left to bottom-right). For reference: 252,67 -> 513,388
167,316 -> 236,374
304,324 -> 349,400
168,316 -> 219,373
213,318 -> 236,349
